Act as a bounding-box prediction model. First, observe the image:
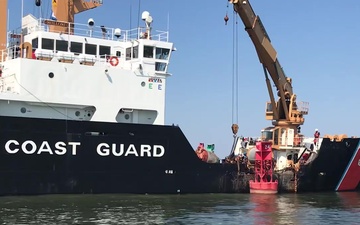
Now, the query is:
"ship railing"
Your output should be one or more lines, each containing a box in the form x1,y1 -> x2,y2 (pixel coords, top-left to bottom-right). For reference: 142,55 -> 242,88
23,18 -> 169,42
0,45 -> 123,68
297,101 -> 309,115
0,45 -> 21,62
0,48 -> 6,62
276,137 -> 306,149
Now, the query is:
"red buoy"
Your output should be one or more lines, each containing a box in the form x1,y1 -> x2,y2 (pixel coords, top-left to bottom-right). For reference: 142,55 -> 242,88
249,141 -> 278,194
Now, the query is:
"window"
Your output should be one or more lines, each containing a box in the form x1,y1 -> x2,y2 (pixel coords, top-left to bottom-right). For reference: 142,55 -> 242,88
56,40 -> 68,52
99,45 -> 111,57
132,46 -> 138,59
32,38 -> 38,49
42,38 -> 54,50
144,46 -> 154,58
70,42 -> 82,54
155,62 -> 166,71
85,43 -> 97,55
156,48 -> 170,60
116,51 -> 121,57
126,48 -> 131,60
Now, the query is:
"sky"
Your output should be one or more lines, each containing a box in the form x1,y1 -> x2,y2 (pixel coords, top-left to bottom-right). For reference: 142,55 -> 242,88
7,0 -> 360,158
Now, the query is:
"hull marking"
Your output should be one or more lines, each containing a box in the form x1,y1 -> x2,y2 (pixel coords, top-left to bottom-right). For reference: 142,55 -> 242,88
335,143 -> 360,191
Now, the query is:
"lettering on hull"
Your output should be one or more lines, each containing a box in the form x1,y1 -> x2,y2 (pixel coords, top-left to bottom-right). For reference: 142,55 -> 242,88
5,140 -> 80,155
4,140 -> 165,157
97,143 -> 165,157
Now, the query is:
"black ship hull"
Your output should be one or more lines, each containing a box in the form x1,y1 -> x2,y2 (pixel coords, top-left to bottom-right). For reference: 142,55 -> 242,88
298,138 -> 360,192
0,116 -> 359,195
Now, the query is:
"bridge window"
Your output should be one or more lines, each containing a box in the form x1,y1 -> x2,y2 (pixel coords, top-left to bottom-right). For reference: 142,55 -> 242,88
266,102 -> 273,112
155,62 -> 166,71
156,48 -> 170,60
144,46 -> 154,58
85,43 -> 97,55
56,40 -> 68,52
274,129 -> 279,145
126,48 -> 131,60
32,38 -> 38,49
133,46 -> 138,59
70,42 -> 82,54
99,45 -> 111,57
42,38 -> 54,50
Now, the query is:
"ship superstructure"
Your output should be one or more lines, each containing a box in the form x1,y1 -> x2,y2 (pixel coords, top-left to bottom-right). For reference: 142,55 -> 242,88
1,9 -> 174,125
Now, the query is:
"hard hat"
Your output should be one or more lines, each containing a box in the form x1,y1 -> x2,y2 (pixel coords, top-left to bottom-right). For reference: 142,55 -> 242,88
315,128 -> 318,131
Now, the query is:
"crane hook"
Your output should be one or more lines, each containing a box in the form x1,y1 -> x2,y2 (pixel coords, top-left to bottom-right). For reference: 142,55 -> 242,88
224,14 -> 229,25
231,124 -> 239,136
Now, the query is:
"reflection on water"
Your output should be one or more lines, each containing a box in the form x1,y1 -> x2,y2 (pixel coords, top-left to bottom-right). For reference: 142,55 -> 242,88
0,192 -> 359,225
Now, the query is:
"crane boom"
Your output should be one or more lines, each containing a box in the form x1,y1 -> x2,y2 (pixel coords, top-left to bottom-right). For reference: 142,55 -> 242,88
229,0 -> 308,130
50,0 -> 103,34
0,0 -> 7,52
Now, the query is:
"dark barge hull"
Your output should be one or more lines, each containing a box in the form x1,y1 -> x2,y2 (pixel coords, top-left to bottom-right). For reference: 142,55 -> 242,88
298,138 -> 360,192
0,116 -> 359,195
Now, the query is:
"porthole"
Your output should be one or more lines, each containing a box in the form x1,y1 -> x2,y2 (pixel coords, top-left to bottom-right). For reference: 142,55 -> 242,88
125,114 -> 130,120
75,111 -> 80,117
48,72 -> 54,78
141,81 -> 146,87
20,107 -> 26,113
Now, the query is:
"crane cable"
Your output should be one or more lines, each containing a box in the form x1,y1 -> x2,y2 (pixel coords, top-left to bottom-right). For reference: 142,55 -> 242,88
231,10 -> 239,137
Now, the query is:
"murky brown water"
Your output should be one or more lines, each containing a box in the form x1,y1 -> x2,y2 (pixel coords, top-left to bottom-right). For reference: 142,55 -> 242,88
0,192 -> 359,225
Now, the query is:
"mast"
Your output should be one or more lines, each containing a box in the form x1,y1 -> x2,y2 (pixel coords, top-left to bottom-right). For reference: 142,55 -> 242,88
0,0 -> 7,51
50,0 -> 103,34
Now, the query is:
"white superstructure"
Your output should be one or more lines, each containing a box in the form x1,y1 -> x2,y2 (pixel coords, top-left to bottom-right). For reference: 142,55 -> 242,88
0,13 -> 174,125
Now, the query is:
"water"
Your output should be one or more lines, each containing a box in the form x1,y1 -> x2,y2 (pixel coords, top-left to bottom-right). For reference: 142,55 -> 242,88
0,192 -> 359,225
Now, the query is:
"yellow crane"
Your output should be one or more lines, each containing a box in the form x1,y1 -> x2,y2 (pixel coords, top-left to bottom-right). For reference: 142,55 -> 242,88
228,0 -> 309,150
50,0 -> 103,33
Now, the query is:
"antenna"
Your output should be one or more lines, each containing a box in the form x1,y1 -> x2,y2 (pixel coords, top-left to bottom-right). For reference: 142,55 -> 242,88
137,0 -> 141,28
114,28 -> 121,39
21,0 -> 24,20
129,1 -> 132,30
88,18 -> 95,37
167,12 -> 169,39
141,11 -> 152,39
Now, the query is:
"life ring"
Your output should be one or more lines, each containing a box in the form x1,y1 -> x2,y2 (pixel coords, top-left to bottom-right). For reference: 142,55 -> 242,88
109,56 -> 119,66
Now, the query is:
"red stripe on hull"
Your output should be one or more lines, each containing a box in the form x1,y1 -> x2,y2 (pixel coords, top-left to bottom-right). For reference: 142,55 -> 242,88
336,148 -> 360,191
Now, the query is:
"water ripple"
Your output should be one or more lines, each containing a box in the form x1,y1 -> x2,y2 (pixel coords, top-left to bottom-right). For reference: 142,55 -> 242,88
0,192 -> 358,225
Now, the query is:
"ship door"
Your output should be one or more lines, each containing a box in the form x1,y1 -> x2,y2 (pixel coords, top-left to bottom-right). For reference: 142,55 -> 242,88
112,46 -> 124,65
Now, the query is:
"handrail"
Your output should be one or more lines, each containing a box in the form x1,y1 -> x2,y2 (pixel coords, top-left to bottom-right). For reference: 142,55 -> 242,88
20,18 -> 170,42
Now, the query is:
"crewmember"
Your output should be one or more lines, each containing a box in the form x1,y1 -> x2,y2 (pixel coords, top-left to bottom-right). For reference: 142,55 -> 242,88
314,129 -> 320,147
32,49 -> 36,59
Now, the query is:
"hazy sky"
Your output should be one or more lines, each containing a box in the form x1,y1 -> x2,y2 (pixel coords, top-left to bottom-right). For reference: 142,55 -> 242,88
8,0 -> 360,158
